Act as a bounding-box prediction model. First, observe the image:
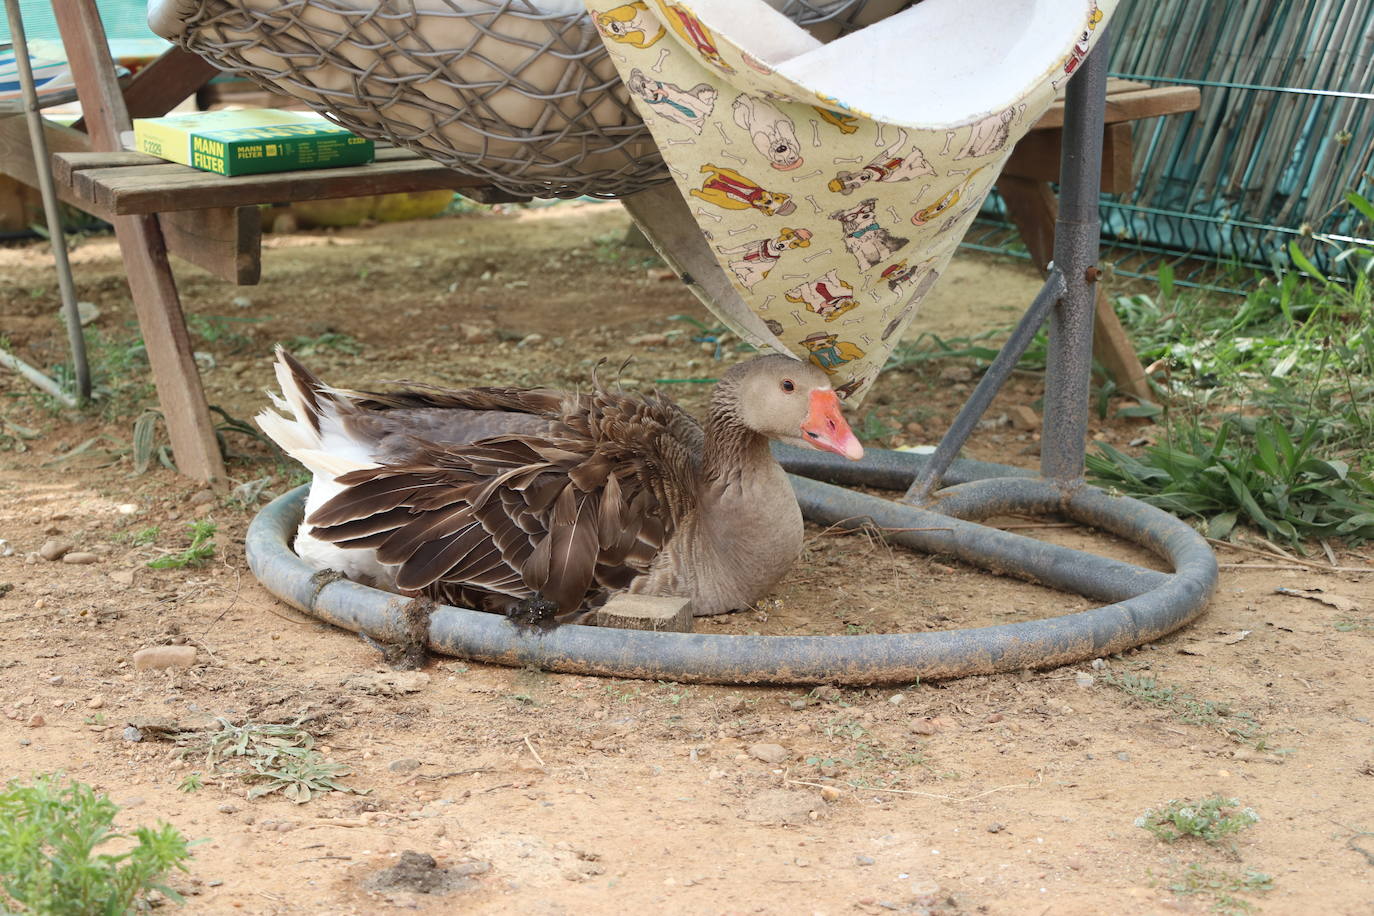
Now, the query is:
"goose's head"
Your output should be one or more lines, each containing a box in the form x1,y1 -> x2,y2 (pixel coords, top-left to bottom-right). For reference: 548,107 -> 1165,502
715,355 -> 864,461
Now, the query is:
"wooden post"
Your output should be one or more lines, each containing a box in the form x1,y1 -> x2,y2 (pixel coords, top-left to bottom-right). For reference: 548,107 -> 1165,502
594,595 -> 695,632
53,1 -> 226,484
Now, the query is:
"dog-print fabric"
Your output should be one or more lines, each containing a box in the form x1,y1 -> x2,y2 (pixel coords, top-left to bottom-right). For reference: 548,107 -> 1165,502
590,0 -> 1114,404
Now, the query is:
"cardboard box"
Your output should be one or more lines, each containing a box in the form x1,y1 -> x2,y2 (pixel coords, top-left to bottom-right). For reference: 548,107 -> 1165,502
133,109 -> 374,176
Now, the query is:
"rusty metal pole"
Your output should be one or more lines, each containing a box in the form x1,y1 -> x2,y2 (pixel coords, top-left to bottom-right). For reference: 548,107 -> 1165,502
1041,24 -> 1111,487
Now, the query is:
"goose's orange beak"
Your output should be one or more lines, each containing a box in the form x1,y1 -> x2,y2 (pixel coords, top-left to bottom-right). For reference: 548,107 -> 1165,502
801,389 -> 864,461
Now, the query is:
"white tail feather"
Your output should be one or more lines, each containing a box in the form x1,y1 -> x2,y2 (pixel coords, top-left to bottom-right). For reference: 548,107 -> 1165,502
256,348 -> 379,479
293,447 -> 369,480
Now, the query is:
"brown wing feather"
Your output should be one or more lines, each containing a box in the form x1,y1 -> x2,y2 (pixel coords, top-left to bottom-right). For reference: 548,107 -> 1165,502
308,376 -> 706,616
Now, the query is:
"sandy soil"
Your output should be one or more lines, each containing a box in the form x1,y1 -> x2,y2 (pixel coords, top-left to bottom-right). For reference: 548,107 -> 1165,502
1,203 -> 1372,915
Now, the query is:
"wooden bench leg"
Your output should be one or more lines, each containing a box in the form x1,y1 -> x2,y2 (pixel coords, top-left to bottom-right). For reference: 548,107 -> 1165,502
115,213 -> 227,483
996,175 -> 1152,402
56,0 -> 226,484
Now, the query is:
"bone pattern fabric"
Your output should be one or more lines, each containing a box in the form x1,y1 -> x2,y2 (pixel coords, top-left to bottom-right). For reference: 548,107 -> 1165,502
590,0 -> 1112,404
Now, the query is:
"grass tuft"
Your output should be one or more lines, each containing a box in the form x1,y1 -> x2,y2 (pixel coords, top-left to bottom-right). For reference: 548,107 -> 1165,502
1136,795 -> 1260,845
146,521 -> 216,570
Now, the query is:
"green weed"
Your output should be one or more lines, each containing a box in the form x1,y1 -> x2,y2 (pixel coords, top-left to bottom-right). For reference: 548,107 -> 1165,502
1088,415 -> 1374,546
283,332 -> 362,357
146,521 -> 216,570
1100,671 -> 1278,751
186,314 -> 261,353
1156,863 -> 1274,915
1090,199 -> 1374,548
178,717 -> 361,804
0,773 -> 193,914
805,717 -> 929,788
1136,795 -> 1260,845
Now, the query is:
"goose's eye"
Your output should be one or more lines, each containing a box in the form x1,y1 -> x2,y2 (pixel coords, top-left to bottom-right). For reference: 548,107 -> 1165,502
781,379 -> 796,393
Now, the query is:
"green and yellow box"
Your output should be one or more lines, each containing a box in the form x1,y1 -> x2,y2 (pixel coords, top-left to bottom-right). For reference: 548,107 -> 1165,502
133,109 -> 374,176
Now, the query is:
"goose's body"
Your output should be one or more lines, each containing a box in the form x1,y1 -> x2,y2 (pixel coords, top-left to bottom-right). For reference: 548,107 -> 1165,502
256,348 -> 862,626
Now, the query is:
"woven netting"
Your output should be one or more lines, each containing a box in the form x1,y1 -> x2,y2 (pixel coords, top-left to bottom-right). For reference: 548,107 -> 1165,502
165,0 -> 893,199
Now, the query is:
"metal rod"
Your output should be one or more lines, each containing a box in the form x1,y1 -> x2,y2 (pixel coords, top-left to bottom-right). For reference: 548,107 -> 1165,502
2,0 -> 91,403
1041,22 -> 1111,486
0,348 -> 78,407
902,268 -> 1066,505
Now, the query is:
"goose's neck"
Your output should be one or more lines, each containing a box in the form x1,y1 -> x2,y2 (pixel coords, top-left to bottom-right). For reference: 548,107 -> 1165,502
702,402 -> 774,482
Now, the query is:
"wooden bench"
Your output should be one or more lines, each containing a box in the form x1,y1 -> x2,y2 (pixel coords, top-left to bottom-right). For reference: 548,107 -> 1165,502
8,2 -> 1197,484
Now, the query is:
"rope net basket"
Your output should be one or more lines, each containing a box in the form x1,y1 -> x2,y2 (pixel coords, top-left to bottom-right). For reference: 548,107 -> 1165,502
150,0 -> 891,199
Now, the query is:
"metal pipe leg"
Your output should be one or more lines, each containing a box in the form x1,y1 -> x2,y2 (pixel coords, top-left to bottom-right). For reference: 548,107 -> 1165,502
903,267 -> 1066,505
1041,23 -> 1112,486
3,0 -> 91,404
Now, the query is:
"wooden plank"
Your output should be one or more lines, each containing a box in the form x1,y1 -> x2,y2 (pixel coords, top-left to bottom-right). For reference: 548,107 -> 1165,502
1001,122 -> 1133,193
1033,84 -> 1200,132
56,0 -> 226,485
54,144 -> 432,180
57,148 -> 484,215
0,118 -> 103,215
996,175 -> 1152,402
72,48 -> 218,131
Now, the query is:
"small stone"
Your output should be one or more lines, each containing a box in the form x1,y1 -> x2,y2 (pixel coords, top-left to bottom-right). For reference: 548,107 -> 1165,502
189,491 -> 215,506
517,333 -> 545,348
39,539 -> 73,561
1075,672 -> 1095,688
48,676 -> 63,686
820,786 -> 841,803
1115,752 -> 1131,762
18,738 -> 30,746
388,758 -> 421,774
627,333 -> 669,347
109,570 -> 136,586
1008,405 -> 1041,431
231,295 -> 253,309
987,822 -> 1005,833
122,726 -> 143,742
888,693 -> 905,705
86,695 -> 106,710
904,421 -> 925,436
459,323 -> 495,344
117,504 -> 139,515
1066,857 -> 1084,871
132,646 -> 197,671
747,743 -> 790,765
985,713 -> 1004,724
938,365 -> 973,383
854,855 -> 875,867
217,804 -> 239,814
909,717 -> 940,736
62,552 -> 99,565
1090,658 -> 1106,670
26,713 -> 45,728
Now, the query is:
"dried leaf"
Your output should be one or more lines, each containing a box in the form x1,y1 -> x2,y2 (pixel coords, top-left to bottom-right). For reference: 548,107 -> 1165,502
1276,587 -> 1362,613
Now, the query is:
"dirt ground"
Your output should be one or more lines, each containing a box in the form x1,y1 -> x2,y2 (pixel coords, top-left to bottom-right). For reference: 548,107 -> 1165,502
1,203 -> 1372,915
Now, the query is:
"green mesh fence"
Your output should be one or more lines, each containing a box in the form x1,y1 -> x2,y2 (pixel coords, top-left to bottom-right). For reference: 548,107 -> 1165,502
968,0 -> 1374,292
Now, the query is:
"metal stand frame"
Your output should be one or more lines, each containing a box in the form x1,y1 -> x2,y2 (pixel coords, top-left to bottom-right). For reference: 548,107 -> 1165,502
246,29 -> 1218,685
0,0 -> 90,406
